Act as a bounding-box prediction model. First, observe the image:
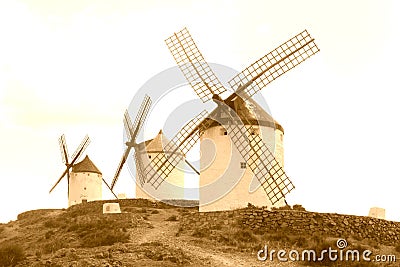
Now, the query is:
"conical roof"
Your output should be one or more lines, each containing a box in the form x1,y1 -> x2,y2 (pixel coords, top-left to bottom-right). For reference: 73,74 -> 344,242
200,93 -> 284,133
72,155 -> 102,175
144,130 -> 168,153
139,130 -> 184,155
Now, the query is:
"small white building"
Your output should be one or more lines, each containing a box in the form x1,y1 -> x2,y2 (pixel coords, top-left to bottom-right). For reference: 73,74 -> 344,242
199,93 -> 287,212
103,203 -> 121,214
69,155 -> 102,207
136,130 -> 185,200
368,207 -> 386,220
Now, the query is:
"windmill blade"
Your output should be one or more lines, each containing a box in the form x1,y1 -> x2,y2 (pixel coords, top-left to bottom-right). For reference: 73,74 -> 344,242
223,107 -> 294,205
146,110 -> 211,189
70,135 -> 90,164
67,170 -> 70,198
134,147 -> 146,186
228,30 -> 320,100
165,27 -> 227,103
58,134 -> 69,165
130,94 -> 152,141
111,146 -> 133,190
123,110 -> 133,142
49,167 -> 69,193
102,178 -> 119,199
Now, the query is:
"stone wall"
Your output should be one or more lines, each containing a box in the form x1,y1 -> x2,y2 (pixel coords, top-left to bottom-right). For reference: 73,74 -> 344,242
180,208 -> 400,246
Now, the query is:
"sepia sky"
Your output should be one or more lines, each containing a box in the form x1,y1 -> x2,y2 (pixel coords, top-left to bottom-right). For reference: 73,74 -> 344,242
1,0 -> 399,222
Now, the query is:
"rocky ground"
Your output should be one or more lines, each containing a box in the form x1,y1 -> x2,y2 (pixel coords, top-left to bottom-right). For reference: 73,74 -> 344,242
0,200 -> 399,266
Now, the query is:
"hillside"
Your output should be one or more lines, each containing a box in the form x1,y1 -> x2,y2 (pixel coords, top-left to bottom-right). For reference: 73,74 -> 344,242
0,199 -> 399,267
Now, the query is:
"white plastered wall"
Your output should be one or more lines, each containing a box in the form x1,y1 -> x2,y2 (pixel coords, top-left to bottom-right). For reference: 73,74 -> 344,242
136,151 -> 185,201
68,172 -> 102,207
199,124 -> 286,212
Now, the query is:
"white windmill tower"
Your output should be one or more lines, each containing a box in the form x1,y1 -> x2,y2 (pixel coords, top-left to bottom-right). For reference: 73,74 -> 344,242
69,155 -> 103,206
111,95 -> 197,201
49,134 -> 117,207
135,130 -> 186,200
141,28 -> 319,211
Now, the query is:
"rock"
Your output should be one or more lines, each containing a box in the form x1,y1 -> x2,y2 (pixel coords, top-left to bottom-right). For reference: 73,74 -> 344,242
280,222 -> 288,228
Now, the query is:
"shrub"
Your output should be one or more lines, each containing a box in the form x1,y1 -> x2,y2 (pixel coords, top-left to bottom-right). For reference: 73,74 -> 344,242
45,230 -> 54,239
81,230 -> 130,247
292,204 -> 306,211
232,229 -> 258,243
192,228 -> 211,238
293,236 -> 308,247
165,215 -> 178,221
265,232 -> 290,243
139,208 -> 147,213
151,210 -> 160,214
272,205 -> 292,211
0,243 -> 25,266
396,244 -> 400,253
247,203 -> 257,209
43,218 -> 65,228
0,225 -> 4,235
364,238 -> 379,249
41,238 -> 66,254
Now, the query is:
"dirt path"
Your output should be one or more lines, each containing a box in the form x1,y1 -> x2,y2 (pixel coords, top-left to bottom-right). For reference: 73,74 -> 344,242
135,209 -> 251,266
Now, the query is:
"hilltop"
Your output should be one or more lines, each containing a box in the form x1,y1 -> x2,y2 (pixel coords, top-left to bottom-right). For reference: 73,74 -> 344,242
0,199 -> 399,266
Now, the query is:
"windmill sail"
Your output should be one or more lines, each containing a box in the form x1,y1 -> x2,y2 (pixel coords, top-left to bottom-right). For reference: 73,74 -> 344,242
222,106 -> 295,204
59,134 -> 69,165
165,27 -> 226,102
49,135 -> 90,193
70,135 -> 90,164
111,95 -> 152,190
228,30 -> 319,99
145,110 -> 210,189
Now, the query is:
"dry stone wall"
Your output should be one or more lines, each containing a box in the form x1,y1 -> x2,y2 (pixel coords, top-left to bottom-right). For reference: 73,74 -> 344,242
180,208 -> 400,245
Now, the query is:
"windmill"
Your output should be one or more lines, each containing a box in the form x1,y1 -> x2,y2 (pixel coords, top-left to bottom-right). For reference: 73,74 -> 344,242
49,134 -> 117,206
111,93 -> 204,200
111,94 -> 152,192
141,28 -> 319,210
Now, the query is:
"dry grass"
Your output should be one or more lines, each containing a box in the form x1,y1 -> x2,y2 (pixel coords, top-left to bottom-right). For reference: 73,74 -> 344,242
166,215 -> 178,221
0,243 -> 25,266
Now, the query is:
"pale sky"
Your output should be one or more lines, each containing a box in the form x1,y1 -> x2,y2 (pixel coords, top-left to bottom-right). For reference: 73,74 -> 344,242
1,0 -> 399,222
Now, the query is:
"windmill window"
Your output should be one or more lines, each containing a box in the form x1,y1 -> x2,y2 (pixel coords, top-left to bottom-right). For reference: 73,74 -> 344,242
240,162 -> 247,169
148,155 -> 152,159
224,131 -> 227,135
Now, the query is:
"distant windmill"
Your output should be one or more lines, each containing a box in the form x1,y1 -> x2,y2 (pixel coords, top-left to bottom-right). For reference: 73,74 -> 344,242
49,134 -> 117,206
112,94 -> 201,199
141,28 -> 319,210
111,95 -> 152,190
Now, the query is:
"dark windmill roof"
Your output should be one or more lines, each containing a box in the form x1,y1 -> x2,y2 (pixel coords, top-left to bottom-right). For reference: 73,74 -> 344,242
200,93 -> 284,133
72,155 -> 102,175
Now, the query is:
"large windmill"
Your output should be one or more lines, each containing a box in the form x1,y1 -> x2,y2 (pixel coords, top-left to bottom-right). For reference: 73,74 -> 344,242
49,134 -> 117,206
140,28 -> 319,211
